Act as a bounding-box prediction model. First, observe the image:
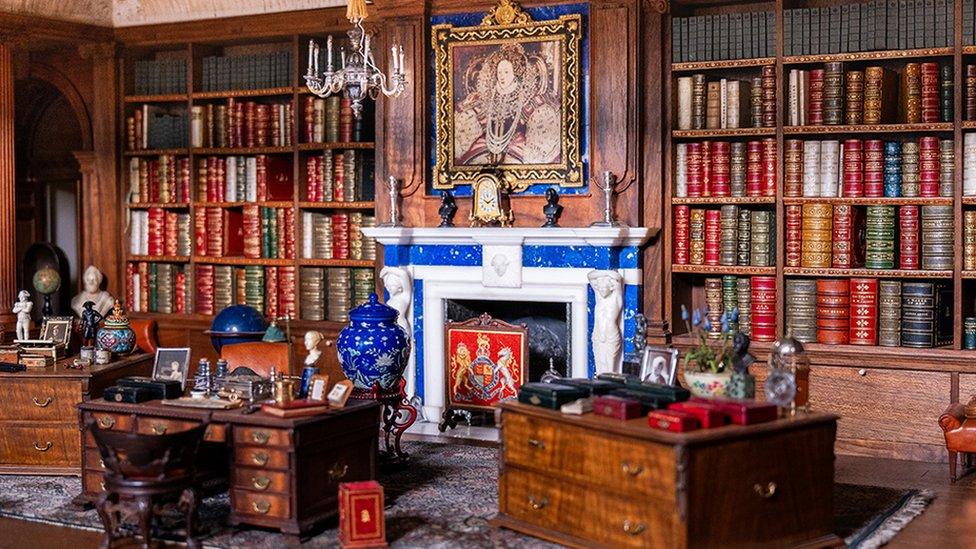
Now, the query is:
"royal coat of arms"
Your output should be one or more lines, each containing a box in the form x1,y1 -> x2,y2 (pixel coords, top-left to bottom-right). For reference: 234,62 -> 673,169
445,313 -> 528,411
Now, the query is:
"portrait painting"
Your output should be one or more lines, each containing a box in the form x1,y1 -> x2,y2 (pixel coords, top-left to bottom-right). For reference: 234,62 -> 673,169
152,348 -> 191,389
432,0 -> 583,190
445,315 -> 528,411
640,346 -> 679,386
40,317 -> 73,349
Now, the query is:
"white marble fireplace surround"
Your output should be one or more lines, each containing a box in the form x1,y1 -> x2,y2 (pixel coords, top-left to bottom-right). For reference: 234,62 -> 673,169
362,226 -> 656,421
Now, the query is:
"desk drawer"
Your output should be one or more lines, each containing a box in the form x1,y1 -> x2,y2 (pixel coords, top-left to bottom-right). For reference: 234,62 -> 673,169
0,425 -> 79,467
135,417 -> 198,436
233,467 -> 290,494
503,412 -> 675,501
235,446 -> 290,470
234,427 -> 290,447
0,380 -> 83,421
232,490 -> 291,519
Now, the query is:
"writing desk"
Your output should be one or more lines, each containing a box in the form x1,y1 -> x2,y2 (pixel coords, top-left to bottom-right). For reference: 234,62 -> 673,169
77,398 -> 380,539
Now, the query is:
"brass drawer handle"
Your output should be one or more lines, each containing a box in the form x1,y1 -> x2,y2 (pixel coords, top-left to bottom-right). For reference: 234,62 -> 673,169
251,476 -> 271,490
151,423 -> 168,435
529,496 -> 548,510
98,459 -> 105,469
753,482 -> 777,499
622,462 -> 643,477
623,520 -> 647,536
251,500 -> 271,514
527,438 -> 546,450
329,462 -> 349,481
252,451 -> 270,466
251,431 -> 271,444
97,416 -> 116,429
33,441 -> 53,452
32,397 -> 53,407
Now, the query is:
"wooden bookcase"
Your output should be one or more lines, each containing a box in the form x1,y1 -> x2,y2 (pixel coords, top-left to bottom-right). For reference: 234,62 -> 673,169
118,32 -> 377,335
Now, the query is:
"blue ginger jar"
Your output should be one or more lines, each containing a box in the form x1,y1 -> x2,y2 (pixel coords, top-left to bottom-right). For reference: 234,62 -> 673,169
337,293 -> 410,392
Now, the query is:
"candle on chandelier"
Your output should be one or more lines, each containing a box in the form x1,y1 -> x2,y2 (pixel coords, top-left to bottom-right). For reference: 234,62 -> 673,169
341,48 -> 346,69
327,35 -> 334,72
391,46 -> 398,72
313,43 -> 319,73
398,45 -> 404,75
307,39 -> 314,73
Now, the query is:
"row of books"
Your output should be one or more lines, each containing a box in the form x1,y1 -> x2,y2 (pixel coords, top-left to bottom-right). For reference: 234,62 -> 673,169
192,206 -> 296,259
129,209 -> 191,257
303,96 -> 362,143
132,58 -> 187,95
127,155 -> 191,204
790,203 -> 953,270
196,265 -> 296,319
785,138 -> 954,198
673,206 -> 775,267
702,276 -> 776,342
196,155 -> 293,203
960,134 -> 976,195
304,151 -> 375,202
126,263 -> 189,314
673,140 -> 776,198
786,62 -> 951,126
783,0 -> 955,57
199,51 -> 292,92
190,99 -> 294,149
670,11 -> 775,63
300,212 -> 377,261
785,278 -> 952,348
126,106 -> 188,150
300,267 -> 374,322
675,68 -> 775,130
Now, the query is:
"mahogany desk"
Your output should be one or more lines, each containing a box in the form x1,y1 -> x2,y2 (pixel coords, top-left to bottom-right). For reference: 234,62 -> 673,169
77,399 -> 381,539
0,353 -> 152,474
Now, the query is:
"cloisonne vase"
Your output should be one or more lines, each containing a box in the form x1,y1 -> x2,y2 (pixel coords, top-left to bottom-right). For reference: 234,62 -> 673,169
96,301 -> 136,355
337,293 -> 410,391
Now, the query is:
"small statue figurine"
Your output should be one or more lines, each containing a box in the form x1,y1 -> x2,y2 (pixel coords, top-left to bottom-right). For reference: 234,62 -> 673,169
588,270 -> 624,375
633,313 -> 648,354
541,187 -> 563,228
12,290 -> 32,341
728,332 -> 757,399
304,330 -> 324,367
438,191 -> 457,228
79,301 -> 104,348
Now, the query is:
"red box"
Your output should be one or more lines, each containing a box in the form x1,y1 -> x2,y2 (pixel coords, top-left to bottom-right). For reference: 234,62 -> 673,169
593,395 -> 644,420
648,410 -> 701,432
667,401 -> 729,428
691,397 -> 779,425
339,481 -> 387,548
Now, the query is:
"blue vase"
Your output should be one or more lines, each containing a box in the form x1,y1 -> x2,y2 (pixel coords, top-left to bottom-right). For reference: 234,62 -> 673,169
96,301 -> 136,355
337,293 -> 410,391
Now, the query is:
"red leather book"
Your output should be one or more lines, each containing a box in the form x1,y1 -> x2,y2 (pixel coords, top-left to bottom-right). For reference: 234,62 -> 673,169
704,209 -> 721,266
283,207 -> 296,260
920,62 -> 940,123
304,96 -> 315,142
244,101 -> 256,148
278,265 -> 297,319
685,143 -> 703,197
339,98 -> 354,142
193,208 -> 207,256
842,139 -> 863,197
265,266 -> 279,321
700,140 -> 712,197
849,277 -> 878,345
216,157 -> 227,202
334,152 -> 346,201
899,205 -> 920,270
967,64 -> 976,121
339,481 -> 387,548
785,205 -> 802,267
673,205 -> 690,264
761,64 -> 776,127
784,140 -> 803,197
816,278 -> 850,345
648,409 -> 701,432
919,137 -> 940,197
195,264 -> 215,316
256,104 -> 270,147
146,207 -> 161,256
256,155 -> 268,202
709,141 -> 730,197
863,139 -> 884,197
222,208 -> 244,257
164,211 -> 178,257
332,213 -> 351,260
593,395 -> 644,420
761,138 -> 776,196
746,141 -> 762,197
138,262 -> 149,312
832,204 -> 854,269
751,276 -> 776,342
690,397 -> 778,425
242,204 -> 261,259
808,69 -> 824,125
667,401 -> 729,428
264,155 -> 294,201
126,263 -> 135,312
174,269 -> 186,314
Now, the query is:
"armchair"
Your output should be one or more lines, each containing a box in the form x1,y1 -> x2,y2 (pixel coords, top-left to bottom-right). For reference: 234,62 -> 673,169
939,402 -> 976,482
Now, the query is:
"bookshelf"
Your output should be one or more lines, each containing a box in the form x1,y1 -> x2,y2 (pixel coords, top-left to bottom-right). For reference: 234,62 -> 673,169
120,33 -> 378,329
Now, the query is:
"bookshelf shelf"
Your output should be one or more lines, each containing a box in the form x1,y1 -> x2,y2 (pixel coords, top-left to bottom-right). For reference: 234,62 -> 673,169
297,258 -> 375,268
124,93 -> 189,103
192,256 -> 295,266
671,196 -> 775,205
191,146 -> 294,155
192,201 -> 295,208
128,255 -> 191,263
672,265 -> 776,276
783,197 -> 954,206
124,149 -> 190,157
783,123 -> 955,135
297,142 -> 375,151
784,267 -> 953,279
128,202 -> 191,209
298,201 -> 376,210
190,87 -> 296,99
672,128 -> 775,138
782,47 -> 955,65
671,57 -> 775,72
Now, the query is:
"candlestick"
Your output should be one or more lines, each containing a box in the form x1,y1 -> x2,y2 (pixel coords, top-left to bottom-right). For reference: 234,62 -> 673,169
398,45 -> 404,75
391,45 -> 398,72
327,35 -> 334,72
313,43 -> 319,74
307,39 -> 314,74
341,48 -> 346,69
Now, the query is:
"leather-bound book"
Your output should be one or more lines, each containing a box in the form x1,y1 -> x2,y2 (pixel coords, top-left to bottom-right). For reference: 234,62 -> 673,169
700,141 -> 712,197
726,80 -> 752,129
746,141 -> 762,196
737,209 -> 752,266
816,278 -> 850,345
883,141 -> 903,198
195,264 -> 215,316
689,209 -> 705,265
939,139 -> 954,198
849,277 -> 878,345
941,65 -> 954,123
832,204 -> 857,269
967,65 -> 976,121
863,66 -> 898,124
901,282 -> 938,348
965,210 -> 976,271
920,205 -> 953,270
303,96 -> 315,142
786,278 -> 817,343
785,140 -> 803,197
705,277 -> 724,338
802,140 -> 821,197
761,65 -> 776,128
918,136 -> 940,197
820,140 -> 841,197
822,62 -> 845,125
801,203 -> 833,268
864,139 -> 885,197
750,76 -> 763,128
730,142 -> 747,197
710,141 -> 731,197
845,70 -> 865,125
901,63 -> 922,123
808,69 -> 825,126
864,205 -> 896,269
750,211 -> 772,267
750,276 -> 776,342
676,76 -> 693,130
719,205 -> 739,266
965,134 -> 976,196
706,81 -> 722,129
722,275 -> 739,333
692,74 -> 706,129
900,141 -> 918,197
920,62 -> 940,124
842,139 -> 864,197
761,138 -> 777,196
736,277 -> 752,337
785,205 -> 802,268
878,280 -> 902,347
898,205 -> 920,270
686,143 -> 704,197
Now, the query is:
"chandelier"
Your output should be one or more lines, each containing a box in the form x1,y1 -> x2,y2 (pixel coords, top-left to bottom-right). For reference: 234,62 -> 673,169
304,0 -> 406,119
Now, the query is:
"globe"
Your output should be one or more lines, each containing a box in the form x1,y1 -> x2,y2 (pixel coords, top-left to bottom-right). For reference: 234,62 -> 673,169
32,267 -> 61,295
205,304 -> 268,353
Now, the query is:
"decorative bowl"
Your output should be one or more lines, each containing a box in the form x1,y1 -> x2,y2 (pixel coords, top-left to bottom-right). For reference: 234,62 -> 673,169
683,369 -> 733,399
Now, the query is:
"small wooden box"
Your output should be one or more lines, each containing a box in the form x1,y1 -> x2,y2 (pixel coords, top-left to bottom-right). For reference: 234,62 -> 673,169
648,409 -> 702,432
339,481 -> 387,548
0,345 -> 20,364
693,397 -> 779,425
668,401 -> 730,428
592,395 -> 643,420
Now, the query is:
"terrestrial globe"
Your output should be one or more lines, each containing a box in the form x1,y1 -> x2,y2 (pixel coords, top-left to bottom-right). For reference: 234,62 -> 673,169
205,304 -> 268,353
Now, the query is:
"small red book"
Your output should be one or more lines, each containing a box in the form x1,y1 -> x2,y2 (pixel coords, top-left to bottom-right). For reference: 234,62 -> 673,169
691,397 -> 778,425
340,481 -> 387,548
667,401 -> 729,428
648,409 -> 701,432
673,205 -> 690,265
849,277 -> 878,345
593,395 -> 644,420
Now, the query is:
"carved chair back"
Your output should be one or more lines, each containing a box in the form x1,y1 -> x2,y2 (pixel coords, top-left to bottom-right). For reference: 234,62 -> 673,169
88,421 -> 207,486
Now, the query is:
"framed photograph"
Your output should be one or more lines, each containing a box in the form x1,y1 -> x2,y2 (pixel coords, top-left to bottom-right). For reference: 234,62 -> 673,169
640,346 -> 679,386
445,313 -> 528,412
40,317 -> 72,349
308,374 -> 331,402
328,380 -> 354,408
431,0 -> 584,191
152,348 -> 192,389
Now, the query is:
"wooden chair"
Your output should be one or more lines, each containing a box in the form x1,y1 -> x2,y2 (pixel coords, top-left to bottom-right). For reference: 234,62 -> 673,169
219,341 -> 293,376
88,420 -> 207,549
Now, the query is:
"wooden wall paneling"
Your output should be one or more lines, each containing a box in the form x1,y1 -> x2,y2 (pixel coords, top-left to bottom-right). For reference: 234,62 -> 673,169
0,43 -> 15,330
643,0 -> 668,343
112,9 -> 349,46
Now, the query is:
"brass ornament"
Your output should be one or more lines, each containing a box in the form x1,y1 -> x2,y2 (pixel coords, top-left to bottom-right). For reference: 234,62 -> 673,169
481,0 -> 532,26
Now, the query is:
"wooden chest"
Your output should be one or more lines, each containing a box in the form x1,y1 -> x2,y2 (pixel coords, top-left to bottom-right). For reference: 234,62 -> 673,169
494,402 -> 839,548
0,354 -> 151,475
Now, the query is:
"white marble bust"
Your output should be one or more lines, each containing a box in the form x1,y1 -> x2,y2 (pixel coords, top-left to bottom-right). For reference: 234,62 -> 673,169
304,330 -> 324,367
71,265 -> 115,318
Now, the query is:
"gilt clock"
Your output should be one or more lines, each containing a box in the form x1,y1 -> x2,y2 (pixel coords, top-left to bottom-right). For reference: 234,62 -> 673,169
469,171 -> 513,226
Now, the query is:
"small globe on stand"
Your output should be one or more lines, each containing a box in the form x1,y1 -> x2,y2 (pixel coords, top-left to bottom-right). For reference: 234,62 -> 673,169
32,267 -> 61,317
204,304 -> 268,354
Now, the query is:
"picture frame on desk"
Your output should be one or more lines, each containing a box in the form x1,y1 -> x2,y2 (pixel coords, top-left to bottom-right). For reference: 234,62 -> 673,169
152,348 -> 191,389
328,379 -> 354,408
641,346 -> 679,386
308,374 -> 330,401
40,317 -> 72,350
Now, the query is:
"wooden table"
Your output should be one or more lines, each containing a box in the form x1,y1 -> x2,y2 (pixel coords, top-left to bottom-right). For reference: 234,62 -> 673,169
77,399 -> 381,539
0,353 -> 152,475
494,401 -> 840,548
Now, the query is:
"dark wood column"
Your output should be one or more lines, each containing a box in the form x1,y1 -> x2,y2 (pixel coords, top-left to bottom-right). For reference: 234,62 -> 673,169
0,43 -> 16,330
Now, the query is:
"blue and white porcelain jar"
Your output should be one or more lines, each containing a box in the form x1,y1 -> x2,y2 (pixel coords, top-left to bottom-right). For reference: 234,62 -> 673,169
337,293 -> 410,391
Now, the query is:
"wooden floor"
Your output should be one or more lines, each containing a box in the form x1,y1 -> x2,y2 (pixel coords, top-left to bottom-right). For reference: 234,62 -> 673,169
0,454 -> 974,548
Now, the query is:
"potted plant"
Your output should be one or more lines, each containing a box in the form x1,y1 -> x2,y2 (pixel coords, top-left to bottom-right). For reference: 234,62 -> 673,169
680,304 -> 737,398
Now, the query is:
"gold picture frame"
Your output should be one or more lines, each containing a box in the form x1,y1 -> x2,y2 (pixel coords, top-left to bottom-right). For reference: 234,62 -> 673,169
432,0 -> 584,191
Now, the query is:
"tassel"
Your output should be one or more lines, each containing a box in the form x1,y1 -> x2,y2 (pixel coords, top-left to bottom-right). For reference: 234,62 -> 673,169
346,0 -> 369,22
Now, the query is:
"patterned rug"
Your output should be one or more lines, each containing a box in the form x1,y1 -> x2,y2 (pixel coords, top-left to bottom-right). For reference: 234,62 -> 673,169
0,441 -> 933,548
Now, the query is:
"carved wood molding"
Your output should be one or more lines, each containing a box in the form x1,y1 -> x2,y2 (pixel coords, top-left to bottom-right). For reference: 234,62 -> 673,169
648,0 -> 669,14
77,42 -> 117,61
